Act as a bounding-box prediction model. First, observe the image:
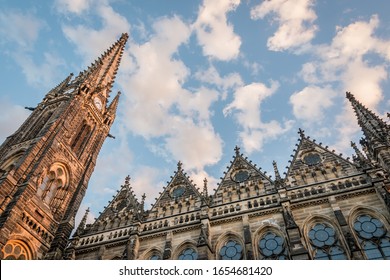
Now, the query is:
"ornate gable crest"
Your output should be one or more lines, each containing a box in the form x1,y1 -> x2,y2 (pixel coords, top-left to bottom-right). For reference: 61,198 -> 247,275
285,129 -> 358,187
149,162 -> 202,215
214,146 -> 273,199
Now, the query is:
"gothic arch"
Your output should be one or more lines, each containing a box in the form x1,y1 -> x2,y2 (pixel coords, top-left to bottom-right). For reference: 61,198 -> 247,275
37,162 -> 70,214
348,206 -> 390,260
172,241 -> 198,260
23,110 -> 55,141
215,231 -> 245,260
140,247 -> 163,260
253,225 -> 290,260
0,150 -> 25,174
71,119 -> 93,156
1,238 -> 34,260
302,215 -> 349,260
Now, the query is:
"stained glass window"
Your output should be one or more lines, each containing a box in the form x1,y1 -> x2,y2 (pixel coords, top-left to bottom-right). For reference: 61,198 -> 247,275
178,248 -> 198,260
308,223 -> 347,260
304,154 -> 321,166
233,170 -> 249,183
258,232 -> 288,260
219,240 -> 243,260
149,254 -> 161,260
353,214 -> 390,260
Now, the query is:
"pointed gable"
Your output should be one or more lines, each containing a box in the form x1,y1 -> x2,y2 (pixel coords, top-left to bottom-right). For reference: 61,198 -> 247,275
213,146 -> 274,205
285,129 -> 358,188
148,162 -> 203,219
89,175 -> 143,232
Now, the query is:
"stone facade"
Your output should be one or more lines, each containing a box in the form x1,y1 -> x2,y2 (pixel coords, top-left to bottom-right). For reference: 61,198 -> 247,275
69,93 -> 390,260
0,34 -> 128,260
0,32 -> 389,260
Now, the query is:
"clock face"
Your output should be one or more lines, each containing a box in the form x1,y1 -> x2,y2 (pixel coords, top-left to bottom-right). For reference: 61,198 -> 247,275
233,170 -> 249,183
94,97 -> 102,110
303,153 -> 322,166
172,186 -> 186,198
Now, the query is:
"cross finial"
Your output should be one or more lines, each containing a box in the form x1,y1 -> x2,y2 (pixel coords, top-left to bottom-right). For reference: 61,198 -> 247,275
124,175 -> 130,186
298,128 -> 305,138
177,161 -> 183,172
234,145 -> 240,156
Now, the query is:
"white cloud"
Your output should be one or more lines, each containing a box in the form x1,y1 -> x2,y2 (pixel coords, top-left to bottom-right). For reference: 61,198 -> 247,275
165,120 -> 223,171
0,10 -> 46,50
130,165 -> 165,208
0,10 -> 58,87
223,82 -> 293,154
13,51 -> 66,88
294,14 -> 390,154
120,15 -> 224,176
194,0 -> 241,60
290,86 -> 337,123
308,15 -> 390,107
194,65 -> 243,95
55,0 -> 92,15
0,98 -> 30,143
251,0 -> 317,52
62,2 -> 131,64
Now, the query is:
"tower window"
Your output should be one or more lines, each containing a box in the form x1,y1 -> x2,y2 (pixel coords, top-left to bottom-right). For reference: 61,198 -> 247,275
71,121 -> 92,156
37,164 -> 69,213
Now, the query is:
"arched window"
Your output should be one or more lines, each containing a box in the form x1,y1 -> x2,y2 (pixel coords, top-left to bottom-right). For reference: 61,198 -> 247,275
37,164 -> 69,212
71,121 -> 92,156
307,223 -> 347,260
149,254 -> 161,260
1,240 -> 32,260
219,240 -> 243,260
258,231 -> 289,260
144,249 -> 162,260
24,111 -> 54,141
353,214 -> 390,260
178,247 -> 198,260
0,151 -> 25,174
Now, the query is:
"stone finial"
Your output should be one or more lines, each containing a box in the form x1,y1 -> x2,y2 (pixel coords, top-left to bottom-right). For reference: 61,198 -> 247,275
124,175 -> 130,186
272,160 -> 282,181
177,161 -> 183,172
298,128 -> 305,138
234,145 -> 240,156
203,178 -> 208,197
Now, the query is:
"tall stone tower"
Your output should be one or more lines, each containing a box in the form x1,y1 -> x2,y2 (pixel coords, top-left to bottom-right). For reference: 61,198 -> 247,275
0,33 -> 128,260
346,92 -> 390,172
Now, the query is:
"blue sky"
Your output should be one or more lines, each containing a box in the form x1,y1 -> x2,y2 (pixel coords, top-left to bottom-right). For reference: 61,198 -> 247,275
1,0 -> 390,224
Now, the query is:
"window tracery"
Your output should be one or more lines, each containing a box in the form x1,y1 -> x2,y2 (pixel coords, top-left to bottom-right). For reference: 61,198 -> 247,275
307,223 -> 347,260
37,164 -> 69,213
219,240 -> 243,260
258,231 -> 289,260
178,247 -> 198,260
353,214 -> 390,260
1,240 -> 32,260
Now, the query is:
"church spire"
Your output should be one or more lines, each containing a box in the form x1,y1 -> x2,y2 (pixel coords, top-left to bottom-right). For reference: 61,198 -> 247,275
74,207 -> 89,237
272,160 -> 284,189
346,91 -> 390,145
78,33 -> 128,100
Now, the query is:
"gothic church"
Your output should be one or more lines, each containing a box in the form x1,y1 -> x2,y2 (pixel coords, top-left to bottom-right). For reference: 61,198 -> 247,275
0,35 -> 389,260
